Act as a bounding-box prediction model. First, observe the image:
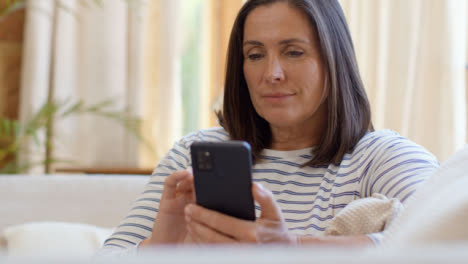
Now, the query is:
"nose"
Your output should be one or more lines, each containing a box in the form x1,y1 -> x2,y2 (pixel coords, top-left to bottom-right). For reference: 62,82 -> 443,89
265,55 -> 285,84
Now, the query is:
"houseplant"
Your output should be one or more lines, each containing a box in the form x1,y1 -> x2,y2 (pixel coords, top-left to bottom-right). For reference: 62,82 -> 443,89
0,0 -> 151,174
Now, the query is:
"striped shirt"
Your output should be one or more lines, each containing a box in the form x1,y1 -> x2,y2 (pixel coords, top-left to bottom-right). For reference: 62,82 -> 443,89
101,127 -> 438,251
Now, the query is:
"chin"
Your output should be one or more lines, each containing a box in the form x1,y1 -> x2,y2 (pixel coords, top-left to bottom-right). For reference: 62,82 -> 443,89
261,114 -> 299,128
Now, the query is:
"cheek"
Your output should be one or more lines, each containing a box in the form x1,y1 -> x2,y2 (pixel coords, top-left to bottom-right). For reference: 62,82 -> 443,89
243,64 -> 259,88
243,64 -> 262,101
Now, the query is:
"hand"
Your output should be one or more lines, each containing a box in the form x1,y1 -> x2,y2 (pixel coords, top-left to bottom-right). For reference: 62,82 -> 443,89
184,183 -> 297,244
142,170 -> 195,245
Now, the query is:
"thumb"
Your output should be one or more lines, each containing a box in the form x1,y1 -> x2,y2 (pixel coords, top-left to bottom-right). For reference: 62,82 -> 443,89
252,183 -> 282,221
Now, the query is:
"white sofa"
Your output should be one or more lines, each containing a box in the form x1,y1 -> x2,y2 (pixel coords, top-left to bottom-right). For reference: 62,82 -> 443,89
0,174 -> 149,257
1,144 -> 468,263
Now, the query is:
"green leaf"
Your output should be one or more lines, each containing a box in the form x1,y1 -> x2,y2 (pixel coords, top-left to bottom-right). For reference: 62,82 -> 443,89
84,99 -> 115,112
0,0 -> 25,22
61,100 -> 84,117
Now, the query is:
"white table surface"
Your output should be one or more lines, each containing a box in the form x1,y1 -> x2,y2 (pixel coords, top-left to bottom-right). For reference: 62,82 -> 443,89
1,244 -> 468,264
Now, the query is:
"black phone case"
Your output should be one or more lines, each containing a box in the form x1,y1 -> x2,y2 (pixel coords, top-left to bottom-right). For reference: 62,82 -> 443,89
190,141 -> 256,221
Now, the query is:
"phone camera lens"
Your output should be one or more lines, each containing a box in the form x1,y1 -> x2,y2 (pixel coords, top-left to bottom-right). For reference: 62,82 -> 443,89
197,150 -> 213,170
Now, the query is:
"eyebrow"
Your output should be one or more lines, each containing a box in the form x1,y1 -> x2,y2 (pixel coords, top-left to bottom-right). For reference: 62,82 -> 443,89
243,38 -> 309,47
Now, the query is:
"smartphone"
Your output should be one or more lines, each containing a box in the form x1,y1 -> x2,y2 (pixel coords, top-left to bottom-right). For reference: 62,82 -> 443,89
190,141 -> 256,221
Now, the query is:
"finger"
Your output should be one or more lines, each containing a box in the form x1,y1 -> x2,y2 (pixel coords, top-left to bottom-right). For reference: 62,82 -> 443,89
187,221 -> 237,244
185,204 -> 256,242
162,171 -> 190,200
176,175 -> 194,193
176,176 -> 195,202
253,183 -> 282,221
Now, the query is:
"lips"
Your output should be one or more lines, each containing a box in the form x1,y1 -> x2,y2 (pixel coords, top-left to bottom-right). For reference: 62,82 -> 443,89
262,93 -> 295,103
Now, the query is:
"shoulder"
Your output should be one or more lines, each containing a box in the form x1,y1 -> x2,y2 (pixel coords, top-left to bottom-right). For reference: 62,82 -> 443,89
153,127 -> 230,174
177,127 -> 230,148
352,129 -> 439,165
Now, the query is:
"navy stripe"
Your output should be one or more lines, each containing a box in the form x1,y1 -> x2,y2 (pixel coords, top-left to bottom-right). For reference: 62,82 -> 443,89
384,174 -> 420,197
302,191 -> 361,201
333,137 -> 402,177
260,155 -> 282,161
118,223 -> 153,232
175,142 -> 189,150
392,144 -> 426,155
269,160 -> 308,168
103,238 -> 136,246
136,198 -> 161,203
132,206 -> 159,213
277,199 -> 316,205
272,190 -> 317,196
254,178 -> 320,187
288,223 -> 326,232
105,243 -> 127,249
378,166 -> 430,194
157,164 -> 177,171
171,148 -> 190,163
255,177 -> 359,190
199,131 -> 225,142
400,189 -> 416,203
124,214 -> 155,222
369,159 -> 434,194
271,190 -> 358,200
285,214 -> 334,223
382,150 -> 435,166
152,173 -> 170,177
253,169 -> 324,178
166,155 -> 186,169
331,191 -> 360,198
333,178 -> 360,187
282,203 -> 348,214
392,179 -> 426,198
384,141 -> 404,151
112,231 -> 146,240
362,159 -> 375,197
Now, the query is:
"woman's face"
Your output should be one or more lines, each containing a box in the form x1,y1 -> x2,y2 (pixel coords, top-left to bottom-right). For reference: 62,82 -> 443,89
243,2 -> 327,129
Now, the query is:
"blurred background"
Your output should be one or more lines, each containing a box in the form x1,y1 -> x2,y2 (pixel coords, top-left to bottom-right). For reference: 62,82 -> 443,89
0,0 -> 467,175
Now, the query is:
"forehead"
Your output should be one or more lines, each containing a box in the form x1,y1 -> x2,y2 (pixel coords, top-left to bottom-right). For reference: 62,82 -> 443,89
243,2 -> 316,44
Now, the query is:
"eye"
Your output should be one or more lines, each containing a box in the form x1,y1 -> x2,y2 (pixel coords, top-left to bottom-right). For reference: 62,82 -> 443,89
286,50 -> 304,57
247,53 -> 264,61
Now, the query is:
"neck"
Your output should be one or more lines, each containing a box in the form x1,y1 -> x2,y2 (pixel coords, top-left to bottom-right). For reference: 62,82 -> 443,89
269,104 -> 327,151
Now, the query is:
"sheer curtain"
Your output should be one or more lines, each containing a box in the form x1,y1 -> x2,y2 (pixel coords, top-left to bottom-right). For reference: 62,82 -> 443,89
140,0 -> 183,168
339,0 -> 467,161
139,0 -> 244,167
20,0 -> 145,172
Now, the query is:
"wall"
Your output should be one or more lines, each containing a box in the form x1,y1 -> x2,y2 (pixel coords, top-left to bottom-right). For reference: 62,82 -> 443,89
0,8 -> 25,169
0,8 -> 24,120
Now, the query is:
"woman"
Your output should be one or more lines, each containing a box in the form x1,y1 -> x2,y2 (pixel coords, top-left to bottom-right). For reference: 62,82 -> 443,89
101,0 -> 438,252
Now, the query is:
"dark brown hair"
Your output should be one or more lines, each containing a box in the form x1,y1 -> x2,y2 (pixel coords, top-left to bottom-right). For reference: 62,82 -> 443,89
218,0 -> 373,166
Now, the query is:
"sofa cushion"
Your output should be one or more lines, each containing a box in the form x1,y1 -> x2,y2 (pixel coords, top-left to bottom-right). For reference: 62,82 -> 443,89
0,174 -> 149,232
3,222 -> 113,257
384,145 -> 468,246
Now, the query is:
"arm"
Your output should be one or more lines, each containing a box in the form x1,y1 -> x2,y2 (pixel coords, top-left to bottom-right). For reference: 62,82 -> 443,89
363,133 -> 439,204
98,140 -> 192,254
357,132 -> 439,244
185,183 -> 373,247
